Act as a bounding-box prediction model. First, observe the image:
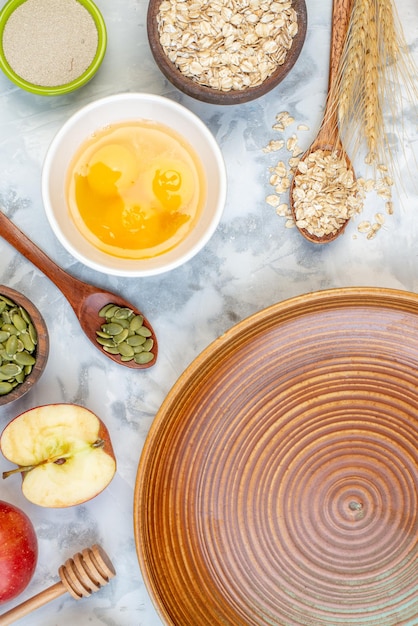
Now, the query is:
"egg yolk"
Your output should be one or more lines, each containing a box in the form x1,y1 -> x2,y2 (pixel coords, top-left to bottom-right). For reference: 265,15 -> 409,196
66,121 -> 207,259
87,144 -> 138,196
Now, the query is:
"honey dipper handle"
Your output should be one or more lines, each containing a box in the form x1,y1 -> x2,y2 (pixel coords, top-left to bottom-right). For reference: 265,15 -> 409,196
0,582 -> 66,626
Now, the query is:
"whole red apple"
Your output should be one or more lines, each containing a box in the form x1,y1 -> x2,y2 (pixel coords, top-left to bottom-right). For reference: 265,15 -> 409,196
0,500 -> 38,604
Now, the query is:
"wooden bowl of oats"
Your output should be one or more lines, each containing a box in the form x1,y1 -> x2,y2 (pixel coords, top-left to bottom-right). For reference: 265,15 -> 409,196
147,0 -> 307,105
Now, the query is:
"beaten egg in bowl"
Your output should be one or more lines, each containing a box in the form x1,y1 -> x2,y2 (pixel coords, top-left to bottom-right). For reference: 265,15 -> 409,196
67,119 -> 206,259
42,93 -> 227,277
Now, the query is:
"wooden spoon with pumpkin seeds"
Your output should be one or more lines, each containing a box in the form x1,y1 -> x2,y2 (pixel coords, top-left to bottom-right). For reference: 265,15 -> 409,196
0,210 -> 158,369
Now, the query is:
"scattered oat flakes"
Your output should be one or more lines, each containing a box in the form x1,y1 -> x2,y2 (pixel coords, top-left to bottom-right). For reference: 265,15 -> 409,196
366,222 -> 382,239
288,156 -> 300,170
266,194 -> 281,207
286,134 -> 297,152
274,111 -> 295,129
271,161 -> 287,178
276,203 -> 290,216
357,221 -> 371,233
263,139 -> 285,153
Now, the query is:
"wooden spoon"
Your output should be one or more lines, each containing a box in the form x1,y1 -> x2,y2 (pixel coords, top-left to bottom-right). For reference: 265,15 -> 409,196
290,0 -> 355,244
0,211 -> 158,369
0,544 -> 115,625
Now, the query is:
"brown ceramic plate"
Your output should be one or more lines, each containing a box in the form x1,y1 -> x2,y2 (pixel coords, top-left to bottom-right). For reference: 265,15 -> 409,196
134,287 -> 418,625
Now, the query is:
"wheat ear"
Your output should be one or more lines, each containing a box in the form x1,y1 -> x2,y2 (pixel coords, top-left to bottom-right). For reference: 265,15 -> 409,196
337,0 -> 366,126
362,0 -> 383,164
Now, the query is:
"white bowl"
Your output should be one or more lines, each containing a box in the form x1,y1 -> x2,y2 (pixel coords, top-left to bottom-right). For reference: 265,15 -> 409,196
41,93 -> 227,277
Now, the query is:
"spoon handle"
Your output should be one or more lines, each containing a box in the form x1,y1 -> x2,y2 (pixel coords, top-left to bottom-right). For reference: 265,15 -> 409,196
328,0 -> 353,91
317,0 -> 353,145
0,211 -> 93,305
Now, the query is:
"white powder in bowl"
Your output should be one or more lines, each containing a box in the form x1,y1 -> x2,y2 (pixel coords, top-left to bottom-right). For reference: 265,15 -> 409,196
2,0 -> 99,87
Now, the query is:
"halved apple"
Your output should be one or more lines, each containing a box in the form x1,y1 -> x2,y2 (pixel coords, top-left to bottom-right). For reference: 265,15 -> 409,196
1,404 -> 116,508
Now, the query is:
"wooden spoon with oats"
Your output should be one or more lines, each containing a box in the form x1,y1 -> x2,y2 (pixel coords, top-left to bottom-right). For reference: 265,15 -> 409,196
290,0 -> 357,244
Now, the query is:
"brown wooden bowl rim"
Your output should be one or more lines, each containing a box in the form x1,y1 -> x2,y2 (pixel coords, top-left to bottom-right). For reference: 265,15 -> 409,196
147,0 -> 308,104
0,286 -> 49,406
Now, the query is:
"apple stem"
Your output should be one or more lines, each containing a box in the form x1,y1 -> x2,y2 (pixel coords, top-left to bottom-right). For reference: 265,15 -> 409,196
2,440 -> 106,480
2,465 -> 37,479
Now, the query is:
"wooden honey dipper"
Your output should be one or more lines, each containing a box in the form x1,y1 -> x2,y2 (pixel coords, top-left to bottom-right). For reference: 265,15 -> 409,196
0,544 -> 116,625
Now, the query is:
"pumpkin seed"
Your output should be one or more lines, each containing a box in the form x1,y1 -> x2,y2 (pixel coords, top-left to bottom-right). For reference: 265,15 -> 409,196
95,302 -> 155,364
5,334 -> 18,357
126,335 -> 146,347
96,336 -> 116,348
28,322 -> 38,345
16,338 -> 25,352
142,338 -> 154,352
0,363 -> 22,378
113,307 -> 133,320
137,326 -> 152,337
19,306 -> 31,324
113,329 -> 129,344
129,315 -> 144,332
134,351 -> 154,364
15,371 -> 25,384
118,342 -> 134,358
102,322 -> 124,336
1,311 -> 11,324
14,352 -> 36,366
20,332 -> 35,352
0,381 -> 13,395
99,304 -> 119,318
110,316 -> 130,329
0,295 -> 14,306
12,313 -> 27,332
0,349 -> 13,362
2,323 -> 19,336
0,330 -> 10,342
102,346 -> 120,355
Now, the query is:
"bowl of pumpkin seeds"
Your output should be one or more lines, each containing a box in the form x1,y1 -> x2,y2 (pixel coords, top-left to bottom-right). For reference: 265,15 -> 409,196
0,286 -> 49,406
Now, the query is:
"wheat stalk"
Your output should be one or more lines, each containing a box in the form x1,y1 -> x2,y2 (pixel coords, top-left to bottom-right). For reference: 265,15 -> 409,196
337,0 -> 366,126
378,0 -> 399,64
334,0 -> 418,171
362,0 -> 382,164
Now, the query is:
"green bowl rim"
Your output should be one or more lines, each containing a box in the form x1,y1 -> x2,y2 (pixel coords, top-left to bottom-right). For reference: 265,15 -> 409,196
0,0 -> 107,96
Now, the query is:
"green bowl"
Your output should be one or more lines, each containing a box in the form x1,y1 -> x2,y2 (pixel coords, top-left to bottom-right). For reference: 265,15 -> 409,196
0,0 -> 106,96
